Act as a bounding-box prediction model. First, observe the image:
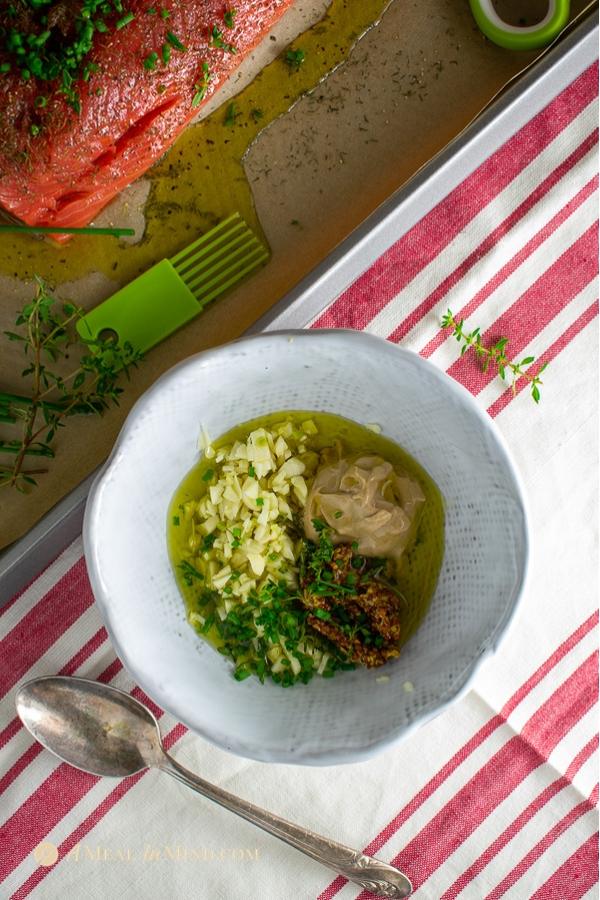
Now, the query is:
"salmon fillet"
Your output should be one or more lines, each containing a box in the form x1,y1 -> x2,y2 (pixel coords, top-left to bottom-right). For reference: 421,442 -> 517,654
0,1 -> 293,237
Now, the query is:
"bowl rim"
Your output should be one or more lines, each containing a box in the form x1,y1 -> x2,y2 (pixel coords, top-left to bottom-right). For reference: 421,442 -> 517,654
83,328 -> 531,766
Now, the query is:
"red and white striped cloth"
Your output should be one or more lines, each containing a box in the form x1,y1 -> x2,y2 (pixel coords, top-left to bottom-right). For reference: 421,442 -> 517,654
1,63 -> 598,900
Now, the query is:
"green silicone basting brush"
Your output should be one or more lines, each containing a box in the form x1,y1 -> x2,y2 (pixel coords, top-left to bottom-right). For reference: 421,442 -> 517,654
77,213 -> 269,352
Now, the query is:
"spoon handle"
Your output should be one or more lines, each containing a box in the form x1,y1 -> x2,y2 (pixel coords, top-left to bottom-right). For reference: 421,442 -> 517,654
159,752 -> 412,898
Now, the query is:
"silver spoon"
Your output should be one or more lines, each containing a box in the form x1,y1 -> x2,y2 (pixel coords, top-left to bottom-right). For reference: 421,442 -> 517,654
16,676 -> 412,898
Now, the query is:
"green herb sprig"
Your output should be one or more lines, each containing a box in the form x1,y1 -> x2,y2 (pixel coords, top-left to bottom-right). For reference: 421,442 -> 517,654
0,277 -> 142,491
441,309 -> 547,403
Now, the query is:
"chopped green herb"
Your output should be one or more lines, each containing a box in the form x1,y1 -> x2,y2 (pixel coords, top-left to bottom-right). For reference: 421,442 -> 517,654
200,613 -> 215,634
29,124 -> 40,137
160,8 -> 170,18
161,43 -> 171,64
172,515 -> 180,526
224,102 -> 239,126
334,510 -> 342,518
144,52 -> 159,70
201,467 -> 214,482
82,62 -> 99,82
210,25 -> 237,54
314,608 -> 332,620
202,533 -> 217,551
116,12 -> 135,29
248,464 -> 256,477
0,0 -> 141,112
284,48 -> 306,70
255,497 -> 264,506
234,665 -> 251,681
166,31 -> 186,51
178,560 -> 204,586
250,108 -> 264,123
224,9 -> 237,28
191,62 -> 211,107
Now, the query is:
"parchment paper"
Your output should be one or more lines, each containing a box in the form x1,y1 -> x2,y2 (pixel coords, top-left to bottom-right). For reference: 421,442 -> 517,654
0,0 -> 590,547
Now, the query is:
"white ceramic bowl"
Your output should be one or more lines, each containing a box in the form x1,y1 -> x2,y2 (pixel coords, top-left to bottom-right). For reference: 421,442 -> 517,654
84,330 -> 529,765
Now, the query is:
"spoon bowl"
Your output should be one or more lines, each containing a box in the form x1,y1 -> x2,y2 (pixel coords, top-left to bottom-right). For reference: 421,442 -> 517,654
16,676 -> 162,777
16,675 -> 413,898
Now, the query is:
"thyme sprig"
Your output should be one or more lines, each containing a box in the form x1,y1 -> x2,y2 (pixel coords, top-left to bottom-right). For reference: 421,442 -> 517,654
0,276 -> 142,491
441,309 -> 547,403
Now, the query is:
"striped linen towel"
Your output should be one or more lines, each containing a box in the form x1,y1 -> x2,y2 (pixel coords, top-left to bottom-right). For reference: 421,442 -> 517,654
0,62 -> 598,900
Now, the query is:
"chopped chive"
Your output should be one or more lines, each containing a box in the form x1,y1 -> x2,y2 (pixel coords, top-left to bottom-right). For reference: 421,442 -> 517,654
255,497 -> 264,506
0,225 -> 135,237
224,8 -> 236,28
201,468 -> 214,482
0,63 -> 11,74
29,125 -> 40,136
202,533 -> 216,551
234,666 -> 252,681
172,515 -> 180,526
160,8 -> 170,18
144,51 -> 159,70
161,43 -> 171,64
147,6 -> 157,13
166,31 -> 186,50
82,62 -> 98,81
178,560 -> 203,585
248,464 -> 256,477
116,11 -> 135,28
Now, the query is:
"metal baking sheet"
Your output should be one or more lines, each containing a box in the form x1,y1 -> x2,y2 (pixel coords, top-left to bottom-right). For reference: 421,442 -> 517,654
0,8 -> 597,604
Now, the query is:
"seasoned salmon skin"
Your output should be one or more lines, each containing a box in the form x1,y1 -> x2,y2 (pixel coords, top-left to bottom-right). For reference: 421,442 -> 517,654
0,1 -> 293,236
